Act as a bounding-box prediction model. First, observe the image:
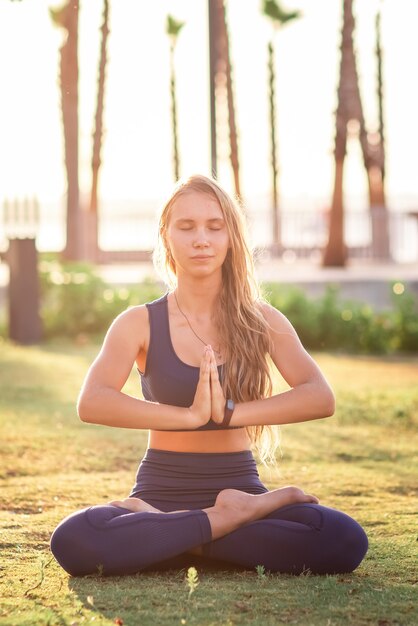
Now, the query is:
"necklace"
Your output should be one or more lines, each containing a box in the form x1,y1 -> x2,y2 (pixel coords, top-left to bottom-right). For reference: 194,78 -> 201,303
173,291 -> 222,360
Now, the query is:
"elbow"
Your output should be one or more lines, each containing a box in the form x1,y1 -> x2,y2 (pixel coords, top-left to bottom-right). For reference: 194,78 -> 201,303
77,391 -> 95,423
322,387 -> 336,418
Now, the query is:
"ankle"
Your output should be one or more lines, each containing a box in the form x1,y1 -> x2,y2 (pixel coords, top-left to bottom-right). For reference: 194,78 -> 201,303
213,492 -> 250,525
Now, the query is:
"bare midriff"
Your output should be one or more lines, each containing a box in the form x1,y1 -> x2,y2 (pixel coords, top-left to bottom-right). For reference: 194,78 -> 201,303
148,428 -> 252,453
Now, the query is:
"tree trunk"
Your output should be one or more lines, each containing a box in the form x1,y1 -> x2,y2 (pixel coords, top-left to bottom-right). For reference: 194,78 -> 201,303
323,158 -> 347,266
323,0 -> 391,265
217,0 -> 241,200
88,0 -> 109,262
268,39 -> 280,254
370,7 -> 390,259
322,0 -> 354,267
208,0 -> 218,178
341,0 -> 390,261
90,0 -> 109,216
55,1 -> 80,261
170,40 -> 180,181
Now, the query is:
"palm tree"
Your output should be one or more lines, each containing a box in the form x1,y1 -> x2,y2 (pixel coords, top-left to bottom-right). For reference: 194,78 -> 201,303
323,0 -> 389,266
261,0 -> 301,256
50,0 -> 80,261
208,0 -> 219,177
88,0 -> 110,261
322,0 -> 354,266
208,0 -> 241,199
370,0 -> 390,259
217,0 -> 241,200
166,15 -> 185,181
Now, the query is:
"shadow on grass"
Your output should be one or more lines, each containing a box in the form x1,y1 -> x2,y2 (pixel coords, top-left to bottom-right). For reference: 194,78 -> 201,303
66,563 -> 391,626
68,557 -> 251,625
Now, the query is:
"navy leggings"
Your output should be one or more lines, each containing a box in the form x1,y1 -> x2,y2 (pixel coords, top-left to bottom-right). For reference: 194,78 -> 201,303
50,449 -> 368,577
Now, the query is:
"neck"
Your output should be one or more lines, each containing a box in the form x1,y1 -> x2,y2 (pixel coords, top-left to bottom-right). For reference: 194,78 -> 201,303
174,277 -> 221,319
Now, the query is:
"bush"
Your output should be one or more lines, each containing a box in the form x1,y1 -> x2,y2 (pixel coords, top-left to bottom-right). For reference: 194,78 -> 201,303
262,281 -> 416,354
34,263 -> 418,354
391,286 -> 418,352
39,260 -> 164,338
261,283 -> 320,347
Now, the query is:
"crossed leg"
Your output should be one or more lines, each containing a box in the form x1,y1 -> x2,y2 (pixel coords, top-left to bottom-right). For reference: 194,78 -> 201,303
109,492 -> 368,575
109,485 -> 318,542
50,486 -> 319,576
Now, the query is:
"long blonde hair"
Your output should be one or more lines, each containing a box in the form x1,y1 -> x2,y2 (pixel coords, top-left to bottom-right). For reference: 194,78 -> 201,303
153,174 -> 280,465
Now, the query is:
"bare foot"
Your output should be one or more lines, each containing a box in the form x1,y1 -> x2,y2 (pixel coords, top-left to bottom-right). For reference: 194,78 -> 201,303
108,497 -> 162,513
214,486 -> 319,525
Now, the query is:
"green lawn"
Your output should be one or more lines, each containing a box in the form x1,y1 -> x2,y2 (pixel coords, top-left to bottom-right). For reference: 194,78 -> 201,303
0,338 -> 417,626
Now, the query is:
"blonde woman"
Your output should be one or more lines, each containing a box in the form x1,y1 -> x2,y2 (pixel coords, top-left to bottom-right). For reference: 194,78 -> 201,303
50,175 -> 368,576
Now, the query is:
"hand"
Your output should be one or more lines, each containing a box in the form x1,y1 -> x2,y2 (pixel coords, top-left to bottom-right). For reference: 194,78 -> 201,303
188,346 -> 212,427
208,346 -> 226,424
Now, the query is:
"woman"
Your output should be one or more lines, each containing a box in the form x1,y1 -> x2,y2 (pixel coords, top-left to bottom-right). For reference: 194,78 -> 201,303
50,174 -> 368,577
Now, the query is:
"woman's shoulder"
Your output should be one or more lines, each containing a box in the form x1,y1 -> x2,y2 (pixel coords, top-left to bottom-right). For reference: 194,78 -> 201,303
106,305 -> 148,338
257,300 -> 298,336
108,292 -> 169,334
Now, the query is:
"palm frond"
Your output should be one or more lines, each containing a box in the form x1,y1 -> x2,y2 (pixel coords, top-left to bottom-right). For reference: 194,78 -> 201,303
262,0 -> 301,25
166,14 -> 185,38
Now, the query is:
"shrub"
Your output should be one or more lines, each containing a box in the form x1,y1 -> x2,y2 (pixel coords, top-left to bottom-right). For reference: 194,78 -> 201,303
262,281 -> 416,354
391,286 -> 418,352
39,260 -> 164,338
261,282 -> 320,347
33,263 -> 418,354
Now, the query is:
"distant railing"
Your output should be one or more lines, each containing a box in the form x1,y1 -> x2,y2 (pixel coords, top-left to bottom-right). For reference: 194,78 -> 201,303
1,200 -> 417,263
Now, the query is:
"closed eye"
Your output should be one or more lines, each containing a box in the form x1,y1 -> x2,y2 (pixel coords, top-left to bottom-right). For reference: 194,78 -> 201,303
179,226 -> 223,231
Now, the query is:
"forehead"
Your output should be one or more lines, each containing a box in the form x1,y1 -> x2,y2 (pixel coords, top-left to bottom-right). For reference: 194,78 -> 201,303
170,191 -> 223,221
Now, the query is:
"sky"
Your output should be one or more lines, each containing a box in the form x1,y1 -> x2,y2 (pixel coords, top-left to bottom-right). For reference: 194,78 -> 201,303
0,0 -> 417,221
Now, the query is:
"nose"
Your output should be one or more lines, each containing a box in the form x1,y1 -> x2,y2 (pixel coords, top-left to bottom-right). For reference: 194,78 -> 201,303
193,239 -> 209,248
192,230 -> 210,248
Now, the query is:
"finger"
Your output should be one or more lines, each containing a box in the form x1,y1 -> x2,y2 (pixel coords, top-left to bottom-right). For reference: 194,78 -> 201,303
199,352 -> 211,379
200,345 -> 211,365
210,359 -> 219,379
207,346 -> 218,366
210,365 -> 224,397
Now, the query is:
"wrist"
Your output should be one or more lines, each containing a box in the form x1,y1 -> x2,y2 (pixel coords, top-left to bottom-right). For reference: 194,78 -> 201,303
222,399 -> 235,427
186,406 -> 210,429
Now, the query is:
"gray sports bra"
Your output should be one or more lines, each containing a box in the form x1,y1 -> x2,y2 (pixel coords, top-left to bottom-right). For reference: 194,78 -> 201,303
139,293 -> 241,431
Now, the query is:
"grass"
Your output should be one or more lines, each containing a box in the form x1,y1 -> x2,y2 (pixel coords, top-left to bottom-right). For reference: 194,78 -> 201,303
0,337 -> 417,626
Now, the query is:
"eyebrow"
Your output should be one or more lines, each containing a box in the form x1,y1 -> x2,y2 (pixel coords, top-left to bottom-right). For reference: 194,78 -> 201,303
174,217 -> 225,224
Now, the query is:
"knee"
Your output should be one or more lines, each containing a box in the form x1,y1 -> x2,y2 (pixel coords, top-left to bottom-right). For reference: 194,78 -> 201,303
50,508 -> 103,576
329,513 -> 369,574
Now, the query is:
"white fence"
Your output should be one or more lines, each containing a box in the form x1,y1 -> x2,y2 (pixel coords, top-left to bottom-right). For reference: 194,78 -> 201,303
1,200 -> 417,263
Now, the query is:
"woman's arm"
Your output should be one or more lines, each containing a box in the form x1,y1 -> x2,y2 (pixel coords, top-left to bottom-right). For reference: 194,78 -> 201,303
230,303 -> 335,427
77,306 -> 209,430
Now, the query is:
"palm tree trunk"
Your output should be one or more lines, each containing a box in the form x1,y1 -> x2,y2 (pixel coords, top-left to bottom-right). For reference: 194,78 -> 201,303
88,0 -> 109,261
340,0 -> 390,261
52,1 -> 80,261
90,0 -> 109,214
209,0 -> 241,198
322,0 -> 355,267
217,0 -> 241,200
370,6 -> 390,259
376,9 -> 385,186
323,158 -> 347,266
170,40 -> 180,181
208,0 -> 218,178
268,39 -> 280,254
323,94 -> 348,267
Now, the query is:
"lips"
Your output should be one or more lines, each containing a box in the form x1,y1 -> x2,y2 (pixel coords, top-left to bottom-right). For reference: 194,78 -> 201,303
191,255 -> 213,259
